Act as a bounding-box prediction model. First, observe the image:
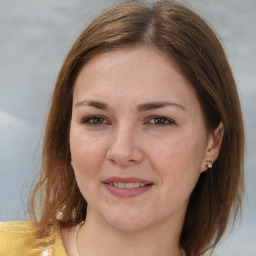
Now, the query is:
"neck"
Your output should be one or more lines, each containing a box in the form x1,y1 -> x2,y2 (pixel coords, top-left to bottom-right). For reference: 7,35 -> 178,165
77,208 -> 185,256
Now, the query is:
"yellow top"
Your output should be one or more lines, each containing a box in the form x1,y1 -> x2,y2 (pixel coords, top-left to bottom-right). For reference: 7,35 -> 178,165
0,221 -> 67,256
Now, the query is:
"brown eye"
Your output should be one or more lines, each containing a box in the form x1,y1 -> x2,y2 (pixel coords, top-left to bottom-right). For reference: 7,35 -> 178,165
83,116 -> 109,125
149,116 -> 174,125
90,117 -> 104,124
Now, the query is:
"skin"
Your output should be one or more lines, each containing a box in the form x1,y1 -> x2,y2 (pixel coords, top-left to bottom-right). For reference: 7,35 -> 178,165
62,47 -> 224,256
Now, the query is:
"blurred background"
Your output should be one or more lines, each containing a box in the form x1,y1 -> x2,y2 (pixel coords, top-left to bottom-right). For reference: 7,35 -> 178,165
0,0 -> 255,255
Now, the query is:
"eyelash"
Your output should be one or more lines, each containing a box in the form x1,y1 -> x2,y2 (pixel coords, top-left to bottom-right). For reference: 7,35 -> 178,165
81,115 -> 175,126
147,116 -> 175,126
82,115 -> 110,125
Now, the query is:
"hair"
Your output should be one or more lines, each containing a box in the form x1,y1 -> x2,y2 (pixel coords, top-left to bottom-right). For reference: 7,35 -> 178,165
28,1 -> 245,255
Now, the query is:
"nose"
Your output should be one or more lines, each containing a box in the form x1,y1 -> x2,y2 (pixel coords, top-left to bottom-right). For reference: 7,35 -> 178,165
106,126 -> 144,167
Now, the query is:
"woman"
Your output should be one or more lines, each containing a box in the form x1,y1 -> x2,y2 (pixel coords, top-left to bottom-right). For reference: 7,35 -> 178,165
0,1 -> 244,256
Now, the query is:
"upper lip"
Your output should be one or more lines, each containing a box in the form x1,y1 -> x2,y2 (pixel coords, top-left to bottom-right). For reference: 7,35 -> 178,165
103,176 -> 153,184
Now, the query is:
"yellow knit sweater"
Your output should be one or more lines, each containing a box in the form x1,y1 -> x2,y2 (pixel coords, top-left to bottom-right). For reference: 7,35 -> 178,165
0,221 -> 67,256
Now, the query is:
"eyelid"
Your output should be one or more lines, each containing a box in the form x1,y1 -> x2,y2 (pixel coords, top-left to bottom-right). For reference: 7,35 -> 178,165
146,116 -> 176,125
81,115 -> 111,125
80,115 -> 175,126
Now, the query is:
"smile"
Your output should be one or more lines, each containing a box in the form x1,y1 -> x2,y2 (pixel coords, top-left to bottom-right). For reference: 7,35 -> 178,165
108,182 -> 147,188
103,177 -> 153,198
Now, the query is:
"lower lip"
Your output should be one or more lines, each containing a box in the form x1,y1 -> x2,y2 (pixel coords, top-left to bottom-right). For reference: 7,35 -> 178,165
104,183 -> 153,198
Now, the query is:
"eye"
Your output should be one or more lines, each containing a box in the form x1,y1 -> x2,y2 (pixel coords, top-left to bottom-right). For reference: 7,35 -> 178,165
82,116 -> 110,125
148,116 -> 175,125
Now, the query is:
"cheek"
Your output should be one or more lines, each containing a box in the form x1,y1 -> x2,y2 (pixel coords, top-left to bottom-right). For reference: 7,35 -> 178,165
70,130 -> 107,182
70,135 -> 107,203
153,135 -> 204,195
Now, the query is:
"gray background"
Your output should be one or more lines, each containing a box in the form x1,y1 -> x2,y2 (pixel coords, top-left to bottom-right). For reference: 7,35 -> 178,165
0,0 -> 255,255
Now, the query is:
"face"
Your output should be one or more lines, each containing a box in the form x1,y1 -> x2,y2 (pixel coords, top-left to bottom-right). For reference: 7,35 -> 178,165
70,47 -> 212,232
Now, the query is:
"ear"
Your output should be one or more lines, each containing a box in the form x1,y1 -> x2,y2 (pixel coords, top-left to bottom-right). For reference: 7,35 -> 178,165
200,121 -> 224,173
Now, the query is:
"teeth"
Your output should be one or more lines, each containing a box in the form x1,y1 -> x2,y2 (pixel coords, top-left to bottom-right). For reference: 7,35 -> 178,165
110,182 -> 146,188
126,182 -> 139,188
114,182 -> 125,188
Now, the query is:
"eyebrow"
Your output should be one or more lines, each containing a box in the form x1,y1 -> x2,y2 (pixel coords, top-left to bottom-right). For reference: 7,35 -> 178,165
75,100 -> 186,112
75,100 -> 110,110
137,101 -> 186,112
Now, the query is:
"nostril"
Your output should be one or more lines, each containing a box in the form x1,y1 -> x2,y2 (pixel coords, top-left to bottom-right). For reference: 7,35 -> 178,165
106,138 -> 144,166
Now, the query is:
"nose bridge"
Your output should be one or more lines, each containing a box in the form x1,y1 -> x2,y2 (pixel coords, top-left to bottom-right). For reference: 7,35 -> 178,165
106,121 -> 143,166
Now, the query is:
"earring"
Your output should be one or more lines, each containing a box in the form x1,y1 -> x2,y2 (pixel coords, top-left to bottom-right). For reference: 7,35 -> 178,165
206,161 -> 212,169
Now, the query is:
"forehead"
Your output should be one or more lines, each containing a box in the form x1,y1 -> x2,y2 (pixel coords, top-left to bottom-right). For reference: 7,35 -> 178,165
73,47 -> 195,97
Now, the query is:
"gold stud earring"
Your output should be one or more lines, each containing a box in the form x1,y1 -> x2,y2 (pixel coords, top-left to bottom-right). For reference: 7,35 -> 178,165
206,161 -> 212,169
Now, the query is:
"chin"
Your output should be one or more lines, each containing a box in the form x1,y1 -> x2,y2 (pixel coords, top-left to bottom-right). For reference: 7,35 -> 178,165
102,209 -> 155,232
108,219 -> 148,232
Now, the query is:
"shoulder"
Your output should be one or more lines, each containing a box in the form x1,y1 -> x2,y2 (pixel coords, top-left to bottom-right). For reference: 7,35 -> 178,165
0,221 -> 67,256
0,221 -> 35,241
0,221 -> 35,255
0,220 -> 34,233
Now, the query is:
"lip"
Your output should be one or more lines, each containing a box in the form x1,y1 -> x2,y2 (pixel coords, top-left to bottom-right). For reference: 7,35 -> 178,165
103,176 -> 153,184
103,176 -> 154,198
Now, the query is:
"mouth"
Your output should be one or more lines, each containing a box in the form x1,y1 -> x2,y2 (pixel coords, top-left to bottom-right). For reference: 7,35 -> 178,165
103,177 -> 154,198
107,182 -> 150,189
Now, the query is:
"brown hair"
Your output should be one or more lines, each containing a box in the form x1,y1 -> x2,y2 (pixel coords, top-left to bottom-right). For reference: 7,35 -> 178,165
29,1 -> 245,255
